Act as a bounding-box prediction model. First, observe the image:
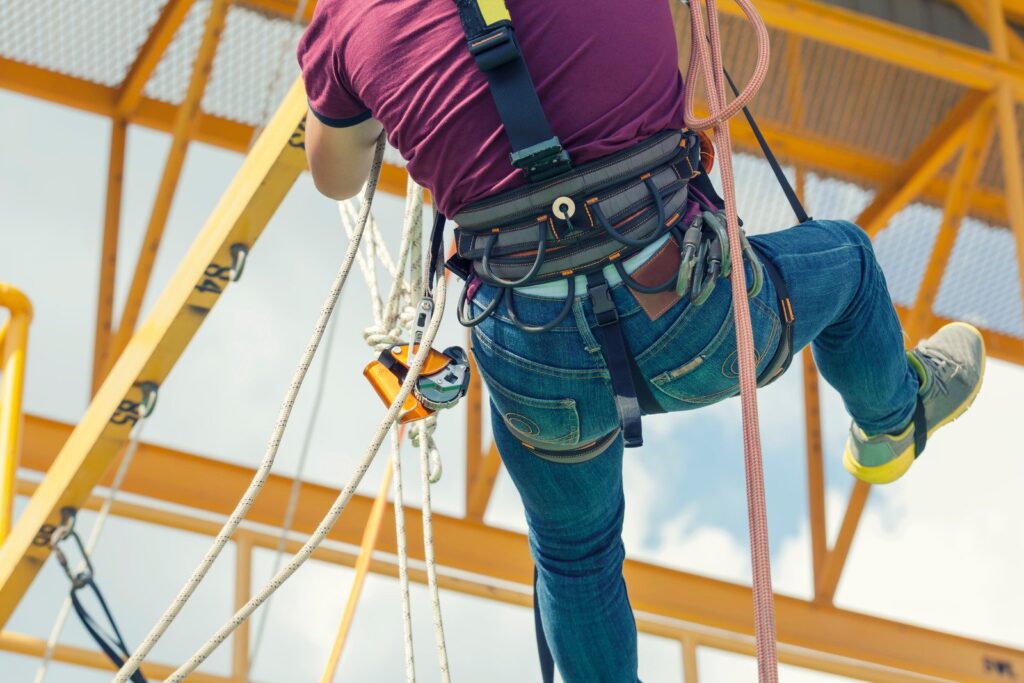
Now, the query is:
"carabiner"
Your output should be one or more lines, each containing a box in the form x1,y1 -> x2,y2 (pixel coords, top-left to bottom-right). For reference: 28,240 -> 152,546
675,216 -> 704,296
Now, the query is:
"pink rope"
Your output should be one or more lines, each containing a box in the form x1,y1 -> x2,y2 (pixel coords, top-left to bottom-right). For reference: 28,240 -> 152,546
683,1 -> 779,681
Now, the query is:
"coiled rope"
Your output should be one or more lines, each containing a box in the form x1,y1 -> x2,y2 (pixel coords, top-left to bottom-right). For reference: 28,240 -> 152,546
114,135 -> 451,682
113,135 -> 390,682
683,1 -> 779,680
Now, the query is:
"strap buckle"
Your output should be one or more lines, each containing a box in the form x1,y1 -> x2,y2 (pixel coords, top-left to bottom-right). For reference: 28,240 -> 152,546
511,137 -> 572,182
587,278 -> 618,326
467,25 -> 520,70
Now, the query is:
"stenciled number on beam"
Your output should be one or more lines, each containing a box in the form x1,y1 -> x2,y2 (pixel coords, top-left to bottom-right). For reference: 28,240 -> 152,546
194,262 -> 233,295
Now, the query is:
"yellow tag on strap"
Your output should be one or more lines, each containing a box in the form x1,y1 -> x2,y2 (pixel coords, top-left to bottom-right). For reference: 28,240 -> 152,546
476,0 -> 511,26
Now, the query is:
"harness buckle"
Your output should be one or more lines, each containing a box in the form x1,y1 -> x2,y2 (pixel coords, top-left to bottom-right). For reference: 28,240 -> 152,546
467,25 -> 520,70
587,278 -> 618,326
511,137 -> 572,182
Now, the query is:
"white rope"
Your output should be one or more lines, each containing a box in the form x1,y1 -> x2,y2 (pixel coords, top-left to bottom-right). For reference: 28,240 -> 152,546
247,306 -> 342,674
164,272 -> 449,682
417,419 -> 450,682
34,408 -> 151,683
112,136 -> 389,683
391,428 -> 417,682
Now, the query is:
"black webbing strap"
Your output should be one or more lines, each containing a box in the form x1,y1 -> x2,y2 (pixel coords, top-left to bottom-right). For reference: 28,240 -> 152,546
70,578 -> 148,683
427,210 -> 447,296
452,0 -> 571,181
586,271 -> 644,448
757,253 -> 796,386
912,395 -> 928,457
722,68 -> 810,225
533,567 -> 556,683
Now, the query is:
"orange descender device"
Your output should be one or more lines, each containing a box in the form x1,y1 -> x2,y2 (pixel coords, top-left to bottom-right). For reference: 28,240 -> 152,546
363,297 -> 471,423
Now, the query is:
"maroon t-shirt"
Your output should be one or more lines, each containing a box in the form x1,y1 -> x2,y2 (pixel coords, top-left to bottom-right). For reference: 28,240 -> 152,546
297,1 -> 686,217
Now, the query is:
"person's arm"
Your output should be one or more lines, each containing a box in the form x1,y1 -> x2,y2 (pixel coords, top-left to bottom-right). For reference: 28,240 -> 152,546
304,114 -> 384,200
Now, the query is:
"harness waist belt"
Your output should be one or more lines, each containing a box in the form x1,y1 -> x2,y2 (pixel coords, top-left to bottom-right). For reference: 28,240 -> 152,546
452,130 -> 705,285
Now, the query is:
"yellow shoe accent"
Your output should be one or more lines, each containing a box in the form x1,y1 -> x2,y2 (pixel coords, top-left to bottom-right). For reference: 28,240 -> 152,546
843,322 -> 987,485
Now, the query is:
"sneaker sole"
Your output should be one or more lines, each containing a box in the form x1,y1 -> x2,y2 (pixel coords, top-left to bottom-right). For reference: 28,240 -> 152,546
842,322 -> 987,485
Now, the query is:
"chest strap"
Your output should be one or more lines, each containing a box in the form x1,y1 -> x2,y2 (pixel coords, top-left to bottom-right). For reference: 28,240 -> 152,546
453,0 -> 571,181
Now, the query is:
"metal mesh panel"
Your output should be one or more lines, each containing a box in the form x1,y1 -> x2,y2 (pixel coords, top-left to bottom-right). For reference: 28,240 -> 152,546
872,204 -> 943,306
0,0 -> 164,86
934,220 -> 1024,337
202,6 -> 304,126
144,0 -> 210,104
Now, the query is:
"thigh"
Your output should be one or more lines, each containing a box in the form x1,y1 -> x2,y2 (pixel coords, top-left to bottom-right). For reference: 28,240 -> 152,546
748,219 -> 876,352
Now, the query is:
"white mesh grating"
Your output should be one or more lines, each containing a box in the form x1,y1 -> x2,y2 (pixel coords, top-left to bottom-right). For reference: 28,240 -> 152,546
0,0 -> 164,86
202,6 -> 304,126
144,0 -> 210,104
934,220 -> 1024,337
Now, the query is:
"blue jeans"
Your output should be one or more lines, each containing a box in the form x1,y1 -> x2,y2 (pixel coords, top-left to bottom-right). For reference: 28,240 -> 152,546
469,220 -> 919,682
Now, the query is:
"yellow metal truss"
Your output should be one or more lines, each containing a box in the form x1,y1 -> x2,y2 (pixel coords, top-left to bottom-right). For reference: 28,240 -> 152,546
1,0 -> 1024,681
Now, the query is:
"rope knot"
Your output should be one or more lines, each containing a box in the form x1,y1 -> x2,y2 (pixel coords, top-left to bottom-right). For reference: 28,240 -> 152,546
411,415 -> 442,483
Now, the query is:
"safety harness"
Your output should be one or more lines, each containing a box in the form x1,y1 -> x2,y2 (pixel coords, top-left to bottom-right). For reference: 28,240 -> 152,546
435,0 -> 797,456
430,2 -> 808,680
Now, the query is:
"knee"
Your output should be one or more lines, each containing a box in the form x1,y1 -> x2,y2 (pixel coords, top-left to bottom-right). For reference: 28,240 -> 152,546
828,219 -> 875,254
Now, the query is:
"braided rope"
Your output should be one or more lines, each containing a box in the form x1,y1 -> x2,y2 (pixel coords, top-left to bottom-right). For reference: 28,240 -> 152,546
112,136 -> 389,683
683,1 -> 779,680
165,267 -> 449,682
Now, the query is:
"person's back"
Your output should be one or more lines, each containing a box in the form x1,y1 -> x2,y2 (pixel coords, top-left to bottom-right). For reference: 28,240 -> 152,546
298,0 -> 685,216
298,3 -> 987,681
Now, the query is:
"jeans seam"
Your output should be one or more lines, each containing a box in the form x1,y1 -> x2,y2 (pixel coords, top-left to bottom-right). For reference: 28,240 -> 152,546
472,327 -> 606,380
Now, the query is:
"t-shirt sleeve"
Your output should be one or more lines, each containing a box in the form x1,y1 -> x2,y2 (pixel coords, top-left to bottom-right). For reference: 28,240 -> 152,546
296,13 -> 372,128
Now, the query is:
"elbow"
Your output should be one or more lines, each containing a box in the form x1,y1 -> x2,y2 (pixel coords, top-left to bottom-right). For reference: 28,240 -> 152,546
310,170 -> 364,201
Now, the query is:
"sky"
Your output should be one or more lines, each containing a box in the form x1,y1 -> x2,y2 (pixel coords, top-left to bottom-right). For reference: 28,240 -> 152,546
1,87 -> 1023,683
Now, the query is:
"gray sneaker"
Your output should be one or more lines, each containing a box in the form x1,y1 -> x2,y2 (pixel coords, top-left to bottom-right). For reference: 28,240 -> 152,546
843,322 -> 986,484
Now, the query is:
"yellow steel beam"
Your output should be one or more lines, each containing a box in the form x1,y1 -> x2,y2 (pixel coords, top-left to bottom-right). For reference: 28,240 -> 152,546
12,476 -> 949,683
0,79 -> 309,628
108,0 -> 230,369
464,334 -> 483,509
801,350 -> 828,592
952,0 -> 1024,62
320,459 -> 394,683
908,110 -> 995,339
817,480 -> 871,604
116,0 -> 197,116
985,0 -> 1024,306
856,92 -> 992,237
231,532 -> 253,683
0,57 -> 1010,224
0,631 -> 230,683
714,0 -> 1024,100
16,415 -> 1024,682
93,118 -> 127,395
465,442 -> 502,522
0,286 -> 32,543
682,635 -> 699,683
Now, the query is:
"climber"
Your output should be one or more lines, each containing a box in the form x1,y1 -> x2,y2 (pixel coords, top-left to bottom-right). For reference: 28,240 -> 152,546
297,1 -> 986,680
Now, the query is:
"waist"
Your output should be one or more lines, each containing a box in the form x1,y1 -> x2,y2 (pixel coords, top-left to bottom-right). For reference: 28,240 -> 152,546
512,234 -> 672,298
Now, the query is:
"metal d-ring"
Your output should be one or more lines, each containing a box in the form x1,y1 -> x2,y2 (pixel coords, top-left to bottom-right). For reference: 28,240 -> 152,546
480,224 -> 548,287
592,178 -> 671,248
506,277 -> 576,333
457,283 -> 505,327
